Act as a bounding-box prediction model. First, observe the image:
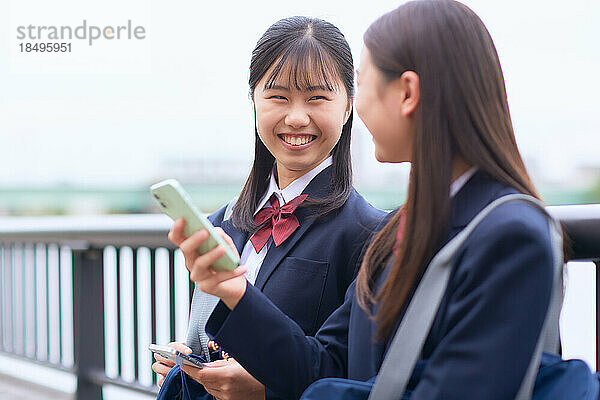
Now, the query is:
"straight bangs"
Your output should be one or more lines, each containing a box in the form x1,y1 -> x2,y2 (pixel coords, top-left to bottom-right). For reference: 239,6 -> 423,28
263,40 -> 345,96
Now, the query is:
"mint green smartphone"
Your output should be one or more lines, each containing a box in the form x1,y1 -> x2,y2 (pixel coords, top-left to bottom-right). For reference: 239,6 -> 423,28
150,179 -> 240,272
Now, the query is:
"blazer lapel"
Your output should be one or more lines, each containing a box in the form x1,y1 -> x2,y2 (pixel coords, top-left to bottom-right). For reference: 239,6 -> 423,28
447,170 -> 517,241
253,207 -> 318,290
254,166 -> 334,290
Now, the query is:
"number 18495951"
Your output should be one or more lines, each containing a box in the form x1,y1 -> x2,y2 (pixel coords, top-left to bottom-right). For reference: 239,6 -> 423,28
19,42 -> 72,52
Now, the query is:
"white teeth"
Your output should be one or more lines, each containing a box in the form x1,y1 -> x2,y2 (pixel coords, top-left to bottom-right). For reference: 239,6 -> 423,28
281,135 -> 314,146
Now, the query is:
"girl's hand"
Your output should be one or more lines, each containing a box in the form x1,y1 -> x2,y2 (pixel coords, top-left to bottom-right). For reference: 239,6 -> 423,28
151,341 -> 192,387
181,358 -> 265,400
168,218 -> 247,310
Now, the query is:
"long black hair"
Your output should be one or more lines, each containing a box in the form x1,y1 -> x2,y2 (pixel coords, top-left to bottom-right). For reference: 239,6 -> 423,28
231,16 -> 355,233
355,0 -> 543,340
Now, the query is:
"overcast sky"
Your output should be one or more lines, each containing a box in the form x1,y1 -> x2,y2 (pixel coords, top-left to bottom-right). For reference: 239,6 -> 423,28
1,0 -> 599,187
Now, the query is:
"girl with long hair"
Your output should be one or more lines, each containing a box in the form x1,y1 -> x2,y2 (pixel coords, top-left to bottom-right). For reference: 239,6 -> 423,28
154,16 -> 386,400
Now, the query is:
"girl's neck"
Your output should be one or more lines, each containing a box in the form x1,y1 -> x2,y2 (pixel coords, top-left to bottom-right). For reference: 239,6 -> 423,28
275,157 -> 329,189
452,156 -> 472,183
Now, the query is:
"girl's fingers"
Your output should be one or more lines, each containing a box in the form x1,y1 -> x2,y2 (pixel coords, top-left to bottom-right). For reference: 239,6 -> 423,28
181,362 -> 230,386
168,218 -> 187,245
187,245 -> 226,279
152,361 -> 172,377
154,353 -> 175,367
181,364 -> 218,389
179,229 -> 210,264
168,341 -> 192,355
203,359 -> 230,368
193,266 -> 248,292
213,227 -> 239,257
190,254 -> 245,284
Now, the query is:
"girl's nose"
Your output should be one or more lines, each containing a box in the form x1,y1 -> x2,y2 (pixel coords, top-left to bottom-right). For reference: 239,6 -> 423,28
284,105 -> 311,129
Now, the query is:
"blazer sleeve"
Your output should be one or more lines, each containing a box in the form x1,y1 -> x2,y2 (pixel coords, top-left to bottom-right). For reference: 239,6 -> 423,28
206,281 -> 355,399
410,203 -> 554,400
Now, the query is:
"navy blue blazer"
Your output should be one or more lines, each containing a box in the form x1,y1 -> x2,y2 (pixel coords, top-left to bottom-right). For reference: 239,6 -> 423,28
206,171 -> 555,400
208,165 -> 387,337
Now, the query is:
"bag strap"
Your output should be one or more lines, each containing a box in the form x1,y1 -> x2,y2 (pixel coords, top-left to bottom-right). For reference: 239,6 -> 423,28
187,288 -> 220,360
515,201 -> 563,399
368,194 -> 563,400
186,196 -> 239,359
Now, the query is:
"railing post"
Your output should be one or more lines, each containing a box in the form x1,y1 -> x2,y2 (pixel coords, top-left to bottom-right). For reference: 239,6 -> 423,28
73,247 -> 105,400
596,259 -> 600,372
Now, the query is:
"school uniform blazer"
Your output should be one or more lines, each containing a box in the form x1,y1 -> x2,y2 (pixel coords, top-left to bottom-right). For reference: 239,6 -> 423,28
205,170 -> 555,400
208,165 -> 387,337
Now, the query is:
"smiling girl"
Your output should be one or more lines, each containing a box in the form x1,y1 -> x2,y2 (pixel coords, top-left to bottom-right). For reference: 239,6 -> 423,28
154,16 -> 386,400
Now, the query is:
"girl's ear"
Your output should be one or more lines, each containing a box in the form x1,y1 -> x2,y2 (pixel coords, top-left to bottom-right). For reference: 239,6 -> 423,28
343,101 -> 353,125
253,103 -> 259,132
398,71 -> 420,117
385,71 -> 420,119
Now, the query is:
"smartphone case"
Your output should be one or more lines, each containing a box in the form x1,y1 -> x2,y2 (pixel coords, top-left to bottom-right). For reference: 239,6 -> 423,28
150,179 -> 240,271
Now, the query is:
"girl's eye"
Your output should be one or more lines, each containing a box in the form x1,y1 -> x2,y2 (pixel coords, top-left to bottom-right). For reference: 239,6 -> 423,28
309,95 -> 328,101
268,95 -> 287,100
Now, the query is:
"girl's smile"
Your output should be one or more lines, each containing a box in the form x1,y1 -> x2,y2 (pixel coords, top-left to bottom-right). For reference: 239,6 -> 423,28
253,66 -> 352,188
277,133 -> 318,150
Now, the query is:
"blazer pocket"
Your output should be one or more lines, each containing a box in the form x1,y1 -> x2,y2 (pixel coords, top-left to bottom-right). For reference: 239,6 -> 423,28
262,257 -> 329,336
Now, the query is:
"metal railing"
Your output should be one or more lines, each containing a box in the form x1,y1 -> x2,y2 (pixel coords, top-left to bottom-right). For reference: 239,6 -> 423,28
0,214 -> 194,398
0,205 -> 599,399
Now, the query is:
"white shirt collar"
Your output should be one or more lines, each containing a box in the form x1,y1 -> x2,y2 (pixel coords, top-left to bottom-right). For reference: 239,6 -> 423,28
450,166 -> 478,197
254,156 -> 333,214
